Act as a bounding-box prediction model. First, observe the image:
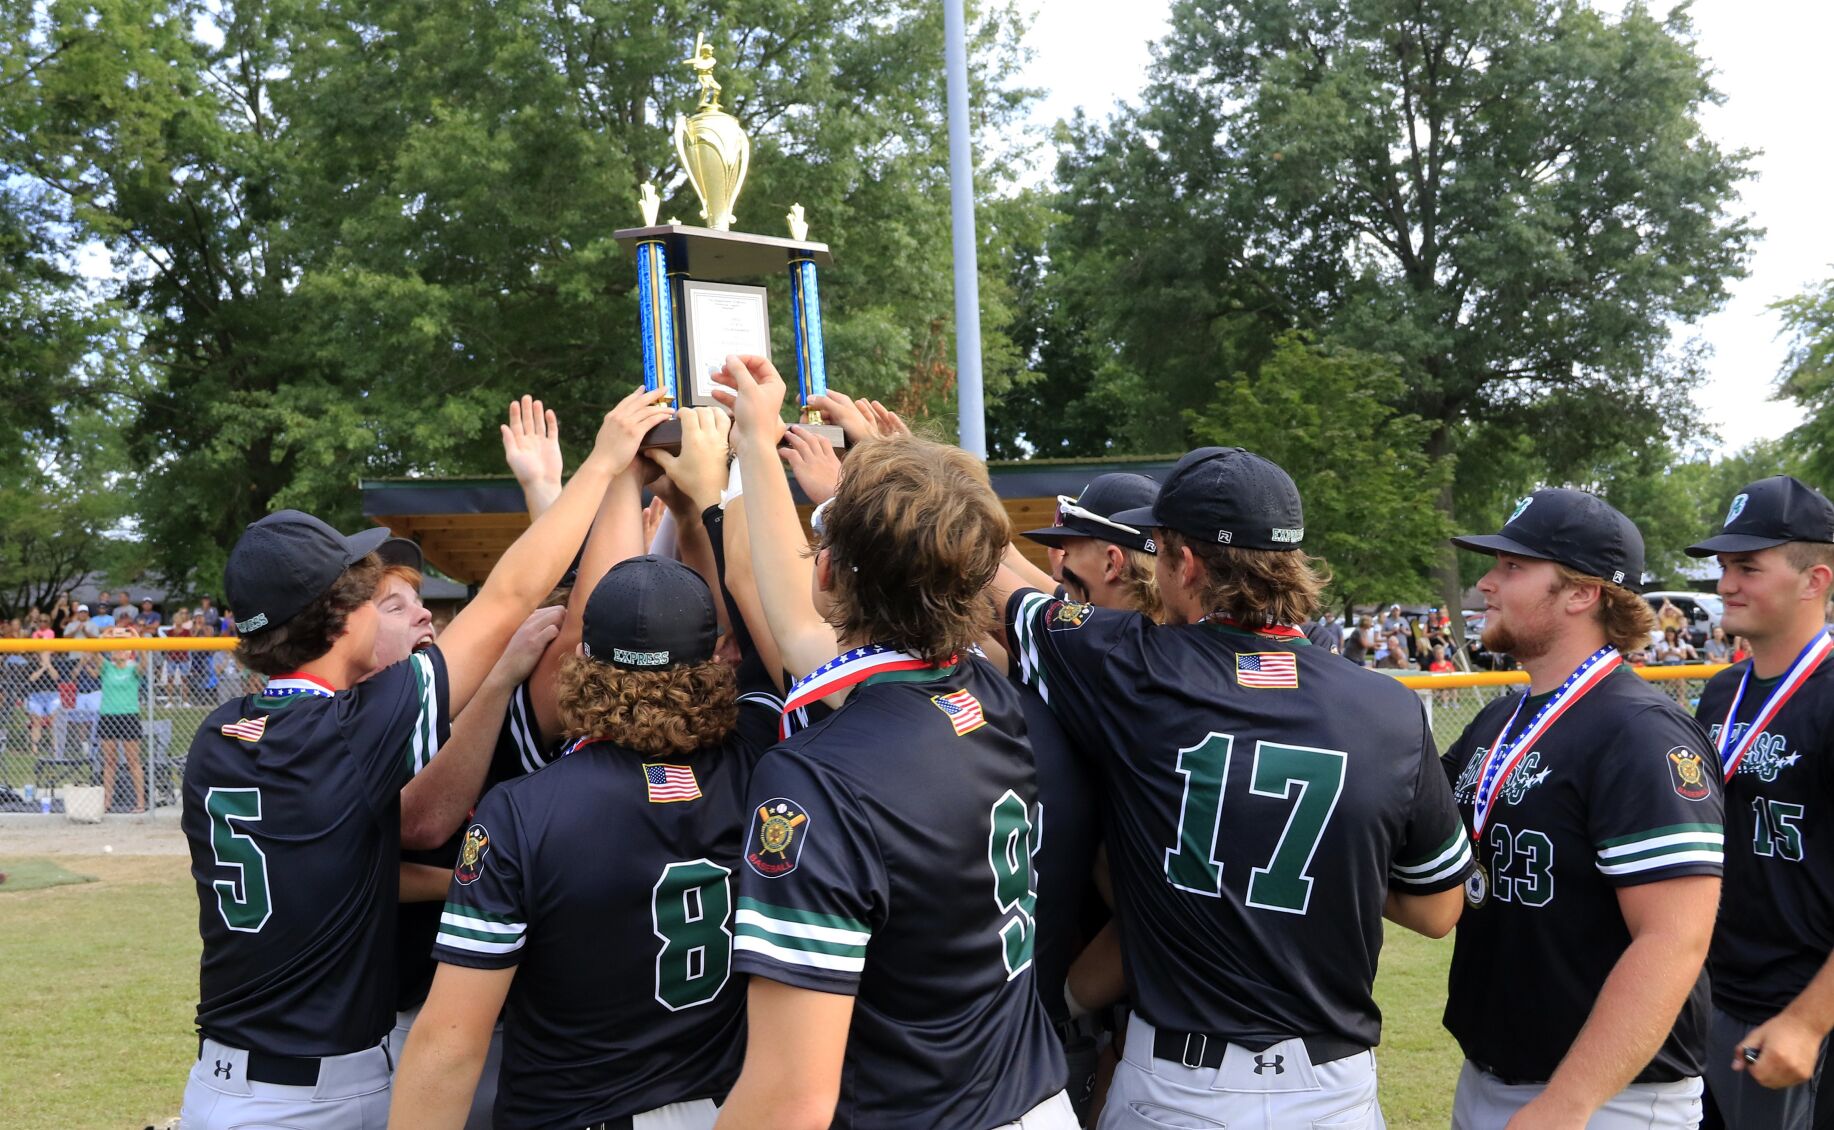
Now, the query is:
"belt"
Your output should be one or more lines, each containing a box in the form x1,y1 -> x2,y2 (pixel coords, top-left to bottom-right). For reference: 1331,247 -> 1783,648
1470,1060 -> 1545,1087
1152,1027 -> 1365,1070
198,1037 -> 392,1087
584,1119 -> 633,1130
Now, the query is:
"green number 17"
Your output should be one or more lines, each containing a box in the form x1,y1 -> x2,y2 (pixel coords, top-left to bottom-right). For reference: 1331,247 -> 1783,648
1164,733 -> 1347,914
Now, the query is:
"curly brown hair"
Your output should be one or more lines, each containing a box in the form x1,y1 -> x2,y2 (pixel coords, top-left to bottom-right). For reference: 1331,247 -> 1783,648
817,435 -> 1012,665
236,555 -> 385,676
556,653 -> 738,757
1160,529 -> 1329,627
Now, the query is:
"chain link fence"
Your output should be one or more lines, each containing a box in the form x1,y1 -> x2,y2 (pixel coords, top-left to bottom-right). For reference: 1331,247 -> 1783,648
0,639 -> 245,815
0,639 -> 1732,815
1395,664 -> 1729,751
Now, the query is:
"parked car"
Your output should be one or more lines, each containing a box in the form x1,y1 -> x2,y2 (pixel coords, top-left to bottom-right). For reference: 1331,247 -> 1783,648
1641,591 -> 1722,649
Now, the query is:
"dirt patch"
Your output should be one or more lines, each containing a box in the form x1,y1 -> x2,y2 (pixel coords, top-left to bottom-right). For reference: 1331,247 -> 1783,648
0,814 -> 189,856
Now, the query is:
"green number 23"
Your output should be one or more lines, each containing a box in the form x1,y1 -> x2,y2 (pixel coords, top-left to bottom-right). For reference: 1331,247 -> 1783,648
1164,733 -> 1346,914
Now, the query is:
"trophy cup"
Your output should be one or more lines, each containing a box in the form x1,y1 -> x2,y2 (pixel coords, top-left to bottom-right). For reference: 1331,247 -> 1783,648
616,35 -> 846,453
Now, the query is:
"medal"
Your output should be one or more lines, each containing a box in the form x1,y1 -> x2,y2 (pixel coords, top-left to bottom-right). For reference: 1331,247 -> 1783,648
1469,646 -> 1620,840
779,645 -> 949,739
1715,630 -> 1833,782
1464,859 -> 1490,908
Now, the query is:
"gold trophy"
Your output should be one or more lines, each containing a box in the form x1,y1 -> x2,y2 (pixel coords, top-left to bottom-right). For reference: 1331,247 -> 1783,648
674,34 -> 750,231
616,35 -> 843,452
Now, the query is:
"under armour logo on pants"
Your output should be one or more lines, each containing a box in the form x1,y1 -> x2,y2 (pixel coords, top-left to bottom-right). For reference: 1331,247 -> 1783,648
213,1060 -> 233,1079
1253,1054 -> 1284,1075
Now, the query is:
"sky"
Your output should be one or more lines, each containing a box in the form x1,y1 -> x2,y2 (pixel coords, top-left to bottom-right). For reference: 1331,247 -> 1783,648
1013,0 -> 1833,456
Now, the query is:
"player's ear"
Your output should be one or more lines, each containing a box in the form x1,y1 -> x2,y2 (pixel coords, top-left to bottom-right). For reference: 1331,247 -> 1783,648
813,545 -> 835,593
1103,543 -> 1125,583
1564,580 -> 1603,618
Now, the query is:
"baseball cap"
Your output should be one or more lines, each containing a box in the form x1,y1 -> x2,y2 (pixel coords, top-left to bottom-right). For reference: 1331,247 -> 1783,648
1111,447 -> 1305,551
1451,489 -> 1645,590
581,556 -> 718,670
224,510 -> 393,636
1686,476 -> 1834,558
1021,473 -> 1159,554
75,604 -> 88,613
377,537 -> 425,574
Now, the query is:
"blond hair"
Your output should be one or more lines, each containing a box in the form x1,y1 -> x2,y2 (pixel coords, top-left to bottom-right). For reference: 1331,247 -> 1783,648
1117,547 -> 1163,622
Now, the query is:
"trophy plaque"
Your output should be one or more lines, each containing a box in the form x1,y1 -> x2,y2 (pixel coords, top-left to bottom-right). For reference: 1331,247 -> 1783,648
616,35 -> 846,453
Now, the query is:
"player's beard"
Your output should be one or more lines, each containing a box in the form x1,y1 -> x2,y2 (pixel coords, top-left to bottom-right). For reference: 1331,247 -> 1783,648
1481,588 -> 1562,662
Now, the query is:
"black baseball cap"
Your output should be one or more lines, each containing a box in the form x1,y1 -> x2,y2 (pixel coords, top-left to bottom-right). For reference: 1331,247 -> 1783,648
1686,476 -> 1834,558
225,511 -> 392,636
377,537 -> 424,574
1021,473 -> 1159,554
1451,489 -> 1645,590
581,556 -> 718,670
1111,446 -> 1305,551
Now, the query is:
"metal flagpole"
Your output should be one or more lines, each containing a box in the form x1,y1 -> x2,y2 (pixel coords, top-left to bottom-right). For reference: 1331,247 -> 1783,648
943,0 -> 987,458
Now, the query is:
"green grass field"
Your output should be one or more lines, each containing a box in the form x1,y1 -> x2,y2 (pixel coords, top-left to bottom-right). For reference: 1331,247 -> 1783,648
0,855 -> 1462,1129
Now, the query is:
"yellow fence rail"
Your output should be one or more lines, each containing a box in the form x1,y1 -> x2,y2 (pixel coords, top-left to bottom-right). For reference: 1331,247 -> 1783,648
1394,663 -> 1728,691
0,637 -> 239,653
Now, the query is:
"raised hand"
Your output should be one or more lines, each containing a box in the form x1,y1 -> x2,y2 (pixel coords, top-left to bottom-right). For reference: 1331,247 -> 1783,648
864,399 -> 911,438
500,395 -> 564,493
588,386 -> 675,474
781,423 -> 841,505
652,406 -> 733,512
805,389 -> 872,445
709,354 -> 788,448
494,606 -> 565,685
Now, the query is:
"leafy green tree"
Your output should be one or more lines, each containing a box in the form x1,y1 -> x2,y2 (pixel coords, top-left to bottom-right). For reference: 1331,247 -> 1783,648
1044,0 -> 1756,622
2,0 -> 1038,587
1188,333 -> 1450,612
1776,278 -> 1834,486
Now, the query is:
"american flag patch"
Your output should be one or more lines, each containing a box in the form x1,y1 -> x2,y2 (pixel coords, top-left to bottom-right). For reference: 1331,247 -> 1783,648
644,763 -> 702,804
1236,652 -> 1299,689
220,717 -> 268,743
931,690 -> 987,736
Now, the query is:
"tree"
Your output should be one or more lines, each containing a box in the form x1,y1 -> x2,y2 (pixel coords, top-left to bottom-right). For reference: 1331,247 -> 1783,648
1044,0 -> 1756,625
1188,333 -> 1450,612
1,0 -> 1039,588
1776,277 -> 1834,487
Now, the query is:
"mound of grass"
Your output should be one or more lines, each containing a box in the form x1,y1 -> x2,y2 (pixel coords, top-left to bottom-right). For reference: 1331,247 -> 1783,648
0,859 -> 96,894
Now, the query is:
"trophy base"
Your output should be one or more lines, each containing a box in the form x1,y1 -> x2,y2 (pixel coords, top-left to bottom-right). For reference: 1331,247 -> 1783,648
783,422 -> 847,451
640,417 -> 684,455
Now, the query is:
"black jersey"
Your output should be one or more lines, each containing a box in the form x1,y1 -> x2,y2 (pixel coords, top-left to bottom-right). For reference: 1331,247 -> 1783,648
183,651 -> 450,1056
1019,682 -> 1102,1027
396,679 -> 557,1013
732,657 -> 1065,1130
1006,590 -> 1471,1049
1699,660 -> 1834,1023
1443,664 -> 1724,1083
431,698 -> 779,1128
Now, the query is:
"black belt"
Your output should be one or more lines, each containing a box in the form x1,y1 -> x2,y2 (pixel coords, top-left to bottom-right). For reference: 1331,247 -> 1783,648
1152,1027 -> 1365,1070
584,1119 -> 632,1130
198,1038 -> 392,1087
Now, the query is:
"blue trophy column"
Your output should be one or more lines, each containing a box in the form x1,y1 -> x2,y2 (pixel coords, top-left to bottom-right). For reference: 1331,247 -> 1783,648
636,238 -> 679,404
787,253 -> 828,412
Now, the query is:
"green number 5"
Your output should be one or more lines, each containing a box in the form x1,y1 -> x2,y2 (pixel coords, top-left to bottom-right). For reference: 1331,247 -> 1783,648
206,787 -> 272,933
1164,733 -> 1347,914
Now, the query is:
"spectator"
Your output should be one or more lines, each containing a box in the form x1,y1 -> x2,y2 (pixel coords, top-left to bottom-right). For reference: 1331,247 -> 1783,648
135,597 -> 162,632
1656,597 -> 1687,637
90,602 -> 116,630
196,595 -> 226,634
184,615 -> 216,703
1302,616 -> 1342,654
1381,603 -> 1407,642
1730,635 -> 1752,664
1654,626 -> 1697,665
30,616 -> 54,641
97,627 -> 145,813
1703,625 -> 1730,663
163,610 -> 193,702
61,604 -> 101,639
23,645 -> 59,756
1427,643 -> 1457,706
1344,614 -> 1375,665
48,592 -> 73,634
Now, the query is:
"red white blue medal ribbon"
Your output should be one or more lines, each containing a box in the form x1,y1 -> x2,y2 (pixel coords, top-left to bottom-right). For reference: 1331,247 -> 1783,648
1471,646 -> 1620,839
779,645 -> 940,739
1716,630 -> 1833,782
262,672 -> 336,699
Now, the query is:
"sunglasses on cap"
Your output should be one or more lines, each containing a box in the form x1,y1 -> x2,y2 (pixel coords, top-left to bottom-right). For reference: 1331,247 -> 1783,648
1054,494 -> 1145,540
